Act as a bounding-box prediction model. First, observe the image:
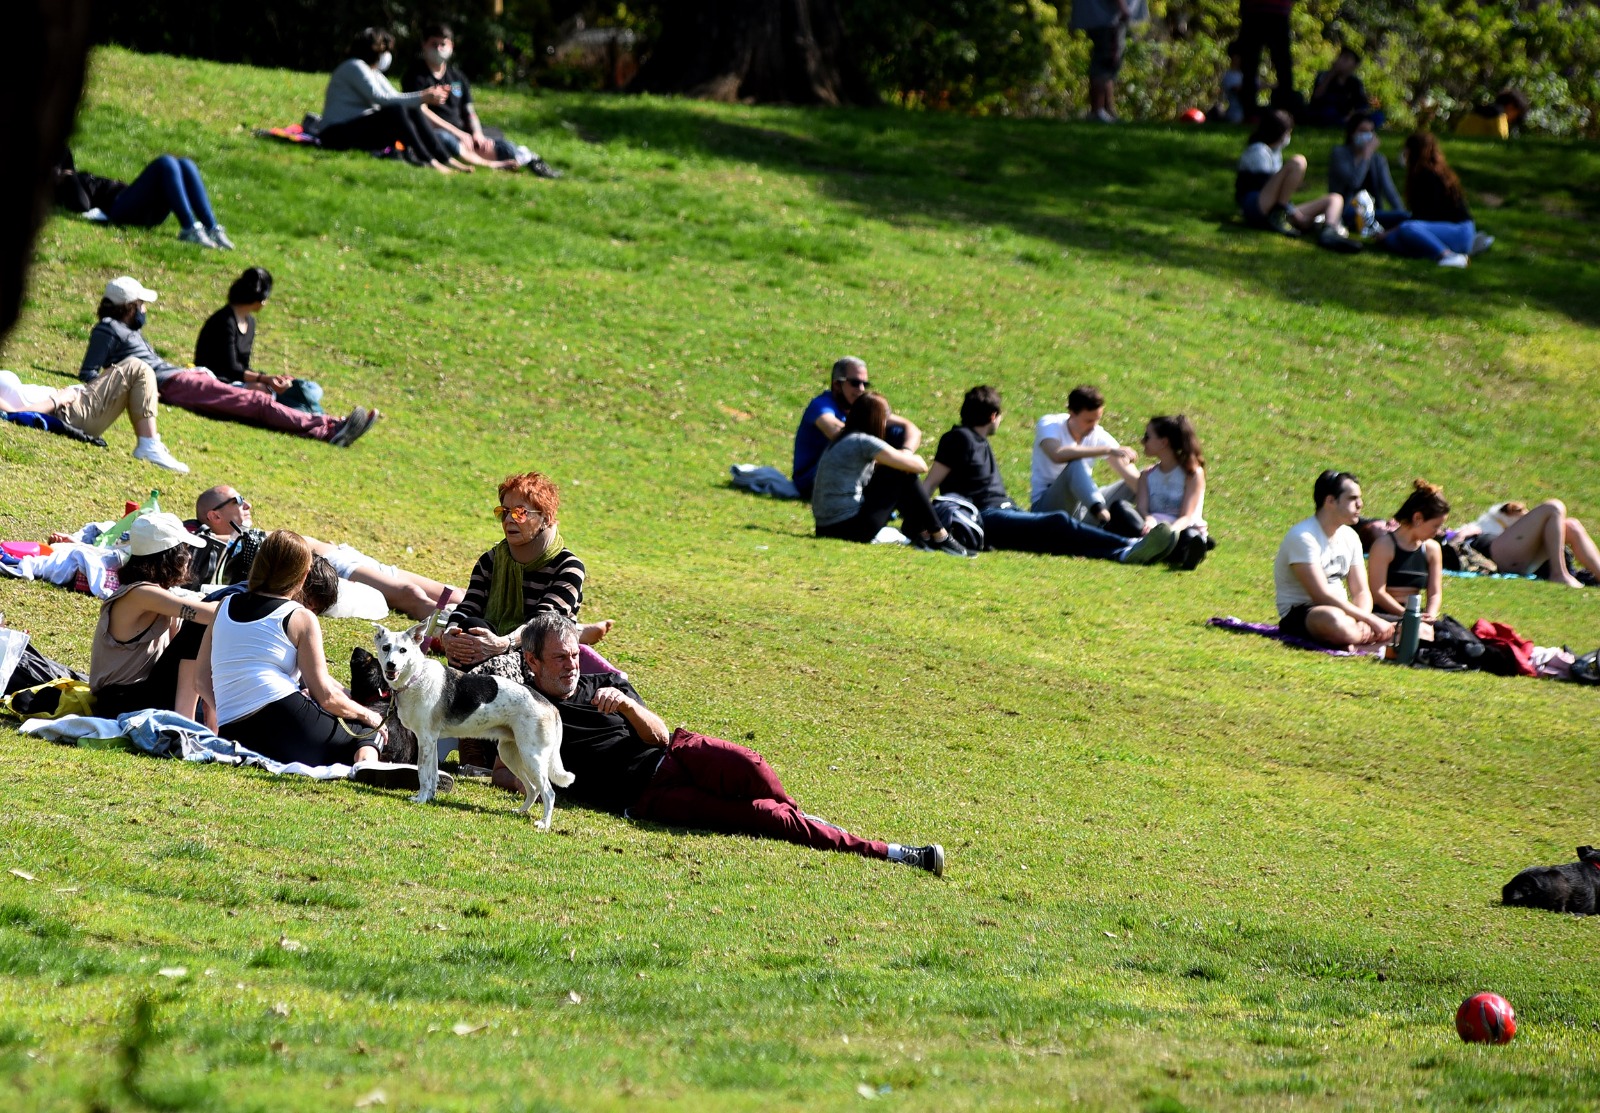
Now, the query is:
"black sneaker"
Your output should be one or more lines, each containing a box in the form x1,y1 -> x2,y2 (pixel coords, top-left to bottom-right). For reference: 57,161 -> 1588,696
914,534 -> 975,559
526,157 -> 562,179
899,844 -> 945,876
330,406 -> 380,447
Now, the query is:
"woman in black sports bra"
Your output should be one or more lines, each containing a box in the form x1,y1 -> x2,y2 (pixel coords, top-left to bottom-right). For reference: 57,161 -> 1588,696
1367,480 -> 1450,619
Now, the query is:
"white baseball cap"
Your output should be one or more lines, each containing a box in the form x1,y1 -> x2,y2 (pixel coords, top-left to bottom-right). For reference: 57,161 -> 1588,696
128,512 -> 205,557
104,276 -> 158,305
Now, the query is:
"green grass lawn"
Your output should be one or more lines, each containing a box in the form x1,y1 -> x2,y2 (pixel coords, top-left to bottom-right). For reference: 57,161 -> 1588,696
3,46 -> 1600,1111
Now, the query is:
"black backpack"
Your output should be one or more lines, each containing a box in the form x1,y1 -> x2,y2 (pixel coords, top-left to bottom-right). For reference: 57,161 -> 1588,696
932,494 -> 985,553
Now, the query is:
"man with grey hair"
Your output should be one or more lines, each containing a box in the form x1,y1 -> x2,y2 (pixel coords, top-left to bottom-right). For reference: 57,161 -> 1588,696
519,614 -> 945,875
791,356 -> 921,500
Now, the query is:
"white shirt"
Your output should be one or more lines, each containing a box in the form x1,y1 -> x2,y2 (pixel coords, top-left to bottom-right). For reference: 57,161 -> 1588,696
1274,516 -> 1363,617
0,369 -> 56,412
1031,413 -> 1119,506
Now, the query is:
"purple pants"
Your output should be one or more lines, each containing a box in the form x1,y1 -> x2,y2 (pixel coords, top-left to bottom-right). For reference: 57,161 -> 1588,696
159,370 -> 340,440
632,728 -> 889,859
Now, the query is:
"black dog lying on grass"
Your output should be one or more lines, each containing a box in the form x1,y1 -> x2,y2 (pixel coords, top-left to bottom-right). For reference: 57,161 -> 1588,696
1502,846 -> 1600,914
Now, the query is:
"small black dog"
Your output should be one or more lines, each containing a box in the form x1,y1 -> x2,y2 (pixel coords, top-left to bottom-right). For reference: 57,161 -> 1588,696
1502,846 -> 1600,914
349,646 -> 417,765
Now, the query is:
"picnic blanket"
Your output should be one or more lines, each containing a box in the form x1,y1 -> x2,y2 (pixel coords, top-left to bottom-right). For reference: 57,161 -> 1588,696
1207,616 -> 1382,657
730,464 -> 800,500
21,710 -> 354,780
254,123 -> 321,146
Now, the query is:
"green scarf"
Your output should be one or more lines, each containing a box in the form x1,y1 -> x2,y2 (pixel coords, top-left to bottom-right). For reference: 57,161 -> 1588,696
484,531 -> 565,637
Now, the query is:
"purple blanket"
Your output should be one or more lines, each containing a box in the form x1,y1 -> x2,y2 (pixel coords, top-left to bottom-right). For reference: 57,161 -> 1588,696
1207,616 -> 1382,657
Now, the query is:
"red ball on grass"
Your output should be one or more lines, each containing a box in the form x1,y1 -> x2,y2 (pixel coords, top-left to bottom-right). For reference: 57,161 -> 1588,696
1456,993 -> 1516,1044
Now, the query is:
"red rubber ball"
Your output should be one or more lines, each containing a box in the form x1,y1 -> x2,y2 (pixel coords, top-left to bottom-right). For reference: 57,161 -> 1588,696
1180,107 -> 1206,125
1456,993 -> 1517,1044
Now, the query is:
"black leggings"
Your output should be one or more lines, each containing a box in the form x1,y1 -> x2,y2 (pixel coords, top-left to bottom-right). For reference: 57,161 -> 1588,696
221,692 -> 363,766
318,105 -> 454,166
1238,11 -> 1293,116
92,620 -> 206,719
816,466 -> 941,544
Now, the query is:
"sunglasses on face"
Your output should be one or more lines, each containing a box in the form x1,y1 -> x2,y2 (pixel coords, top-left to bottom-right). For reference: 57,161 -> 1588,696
842,378 -> 870,389
211,495 -> 249,513
494,505 -> 539,524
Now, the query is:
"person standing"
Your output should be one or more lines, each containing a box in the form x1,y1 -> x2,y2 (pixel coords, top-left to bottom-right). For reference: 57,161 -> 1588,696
1237,0 -> 1295,121
1071,0 -> 1148,123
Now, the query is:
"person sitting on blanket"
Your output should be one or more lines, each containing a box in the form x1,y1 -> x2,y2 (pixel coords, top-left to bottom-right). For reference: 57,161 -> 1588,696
402,22 -> 559,177
53,146 -> 234,250
89,513 -> 219,725
311,27 -> 461,174
792,357 -> 921,501
1366,479 -> 1448,620
922,385 -> 1177,565
514,612 -> 945,874
1,360 -> 189,472
80,276 -> 380,447
196,529 -> 434,790
1272,470 -> 1393,650
194,267 -> 325,416
1454,499 -> 1599,588
192,484 -> 463,619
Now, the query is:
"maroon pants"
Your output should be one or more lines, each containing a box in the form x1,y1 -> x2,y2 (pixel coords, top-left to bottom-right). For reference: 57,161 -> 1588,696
632,728 -> 888,859
159,370 -> 340,440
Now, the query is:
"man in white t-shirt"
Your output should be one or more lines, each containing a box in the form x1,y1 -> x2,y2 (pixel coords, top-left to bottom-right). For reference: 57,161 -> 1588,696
1273,470 -> 1394,649
1030,384 -> 1141,530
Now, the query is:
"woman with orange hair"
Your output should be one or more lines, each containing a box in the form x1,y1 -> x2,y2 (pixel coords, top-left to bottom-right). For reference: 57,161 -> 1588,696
440,471 -> 613,679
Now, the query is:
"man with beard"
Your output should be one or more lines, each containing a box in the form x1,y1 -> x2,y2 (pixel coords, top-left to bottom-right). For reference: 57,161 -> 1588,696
790,356 -> 920,500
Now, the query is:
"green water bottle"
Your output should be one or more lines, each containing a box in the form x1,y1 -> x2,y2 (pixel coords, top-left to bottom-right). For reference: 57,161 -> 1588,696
94,489 -> 160,548
1397,595 -> 1422,665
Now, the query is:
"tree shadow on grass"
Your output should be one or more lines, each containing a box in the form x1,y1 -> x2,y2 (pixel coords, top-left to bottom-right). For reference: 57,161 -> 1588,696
552,97 -> 1600,330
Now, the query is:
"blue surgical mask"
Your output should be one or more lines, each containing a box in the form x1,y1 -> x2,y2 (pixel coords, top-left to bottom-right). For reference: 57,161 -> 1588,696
131,309 -> 147,330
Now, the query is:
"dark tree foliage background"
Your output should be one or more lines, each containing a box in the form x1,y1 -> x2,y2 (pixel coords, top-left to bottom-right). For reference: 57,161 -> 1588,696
93,0 -> 1600,136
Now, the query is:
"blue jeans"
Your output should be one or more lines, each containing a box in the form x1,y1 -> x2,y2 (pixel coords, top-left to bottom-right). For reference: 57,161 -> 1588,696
1385,219 -> 1474,259
979,505 -> 1132,561
105,155 -> 215,229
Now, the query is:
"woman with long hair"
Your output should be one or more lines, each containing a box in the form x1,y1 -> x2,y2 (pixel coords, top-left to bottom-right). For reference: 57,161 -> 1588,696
1377,132 -> 1477,267
1134,414 -> 1212,570
89,513 -> 218,721
811,391 -> 970,556
1367,480 -> 1449,619
196,531 -> 417,782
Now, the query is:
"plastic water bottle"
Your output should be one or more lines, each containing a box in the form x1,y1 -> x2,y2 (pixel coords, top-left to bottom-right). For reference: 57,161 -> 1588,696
1397,595 -> 1422,665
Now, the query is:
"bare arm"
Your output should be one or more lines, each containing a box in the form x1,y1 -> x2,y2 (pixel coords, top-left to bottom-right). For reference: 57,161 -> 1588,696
874,446 -> 928,474
921,460 -> 951,498
591,686 -> 670,746
1135,467 -> 1152,518
290,610 -> 381,727
1345,554 -> 1376,615
1290,562 -> 1390,635
419,102 -> 472,141
1423,540 -> 1444,621
1169,469 -> 1206,534
1366,534 -> 1405,617
813,412 -> 845,442
108,585 -> 218,640
0,385 -> 80,415
195,622 -> 217,719
889,414 -> 922,453
1039,436 -> 1137,467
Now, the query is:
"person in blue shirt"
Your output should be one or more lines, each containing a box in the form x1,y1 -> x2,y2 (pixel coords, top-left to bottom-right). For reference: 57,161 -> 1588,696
791,357 -> 920,500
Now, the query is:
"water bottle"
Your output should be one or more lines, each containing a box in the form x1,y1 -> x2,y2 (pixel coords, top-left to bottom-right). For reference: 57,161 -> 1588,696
1397,595 -> 1422,665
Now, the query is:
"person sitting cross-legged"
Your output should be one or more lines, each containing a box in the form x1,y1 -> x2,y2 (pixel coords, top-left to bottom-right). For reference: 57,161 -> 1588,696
515,613 -> 945,874
922,385 -> 1176,565
1273,470 -> 1394,650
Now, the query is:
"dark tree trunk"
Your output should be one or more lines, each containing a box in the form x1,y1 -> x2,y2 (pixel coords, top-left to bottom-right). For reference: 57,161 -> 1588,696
629,0 -> 876,106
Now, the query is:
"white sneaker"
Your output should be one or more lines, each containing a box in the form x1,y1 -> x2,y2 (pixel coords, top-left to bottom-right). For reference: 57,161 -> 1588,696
132,439 -> 190,473
1438,252 -> 1470,268
207,224 -> 236,250
178,223 -> 218,249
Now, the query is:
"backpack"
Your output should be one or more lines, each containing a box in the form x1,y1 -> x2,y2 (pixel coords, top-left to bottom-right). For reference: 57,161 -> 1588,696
1572,648 -> 1600,685
932,494 -> 985,553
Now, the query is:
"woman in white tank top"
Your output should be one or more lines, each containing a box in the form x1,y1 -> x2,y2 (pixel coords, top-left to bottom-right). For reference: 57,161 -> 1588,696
1134,415 -> 1212,570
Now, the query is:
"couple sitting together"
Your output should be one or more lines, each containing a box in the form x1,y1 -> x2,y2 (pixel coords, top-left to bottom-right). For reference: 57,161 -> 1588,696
796,360 -> 1210,569
1272,471 -> 1598,651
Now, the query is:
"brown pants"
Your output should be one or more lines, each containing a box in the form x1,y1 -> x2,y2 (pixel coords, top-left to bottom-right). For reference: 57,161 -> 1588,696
56,357 -> 158,437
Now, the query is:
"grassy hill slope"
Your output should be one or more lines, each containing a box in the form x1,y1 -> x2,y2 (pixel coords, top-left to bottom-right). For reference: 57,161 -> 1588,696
2,47 -> 1599,1111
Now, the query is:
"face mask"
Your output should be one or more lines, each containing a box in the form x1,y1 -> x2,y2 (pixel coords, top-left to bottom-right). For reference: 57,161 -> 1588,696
426,44 -> 453,65
375,51 -> 392,72
1355,132 -> 1375,145
131,308 -> 147,330
1280,136 -> 1291,149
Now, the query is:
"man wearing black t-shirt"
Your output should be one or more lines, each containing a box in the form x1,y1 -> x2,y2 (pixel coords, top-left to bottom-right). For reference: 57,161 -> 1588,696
922,385 -> 1175,563
402,23 -> 559,177
518,613 -> 945,874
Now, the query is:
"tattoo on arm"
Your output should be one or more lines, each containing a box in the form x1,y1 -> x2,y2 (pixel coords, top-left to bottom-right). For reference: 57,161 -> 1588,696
179,604 -> 198,622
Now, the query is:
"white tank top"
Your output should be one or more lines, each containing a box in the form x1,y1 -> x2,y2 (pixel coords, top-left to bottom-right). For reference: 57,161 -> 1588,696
212,594 -> 304,726
1144,464 -> 1199,519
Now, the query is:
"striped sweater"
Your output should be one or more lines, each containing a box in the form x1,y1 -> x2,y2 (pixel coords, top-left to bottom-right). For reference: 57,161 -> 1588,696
451,547 -> 586,633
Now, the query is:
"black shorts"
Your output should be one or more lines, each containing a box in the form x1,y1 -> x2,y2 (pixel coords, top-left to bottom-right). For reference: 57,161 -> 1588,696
1279,603 -> 1314,640
1087,25 -> 1127,79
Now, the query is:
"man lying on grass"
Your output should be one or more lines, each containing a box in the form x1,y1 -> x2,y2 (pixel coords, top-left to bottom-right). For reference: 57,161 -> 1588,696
515,612 -> 945,875
1273,470 -> 1394,650
191,484 -> 462,620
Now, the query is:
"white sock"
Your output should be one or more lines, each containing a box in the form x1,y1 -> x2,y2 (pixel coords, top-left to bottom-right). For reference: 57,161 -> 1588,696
135,435 -> 160,451
886,844 -> 907,862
